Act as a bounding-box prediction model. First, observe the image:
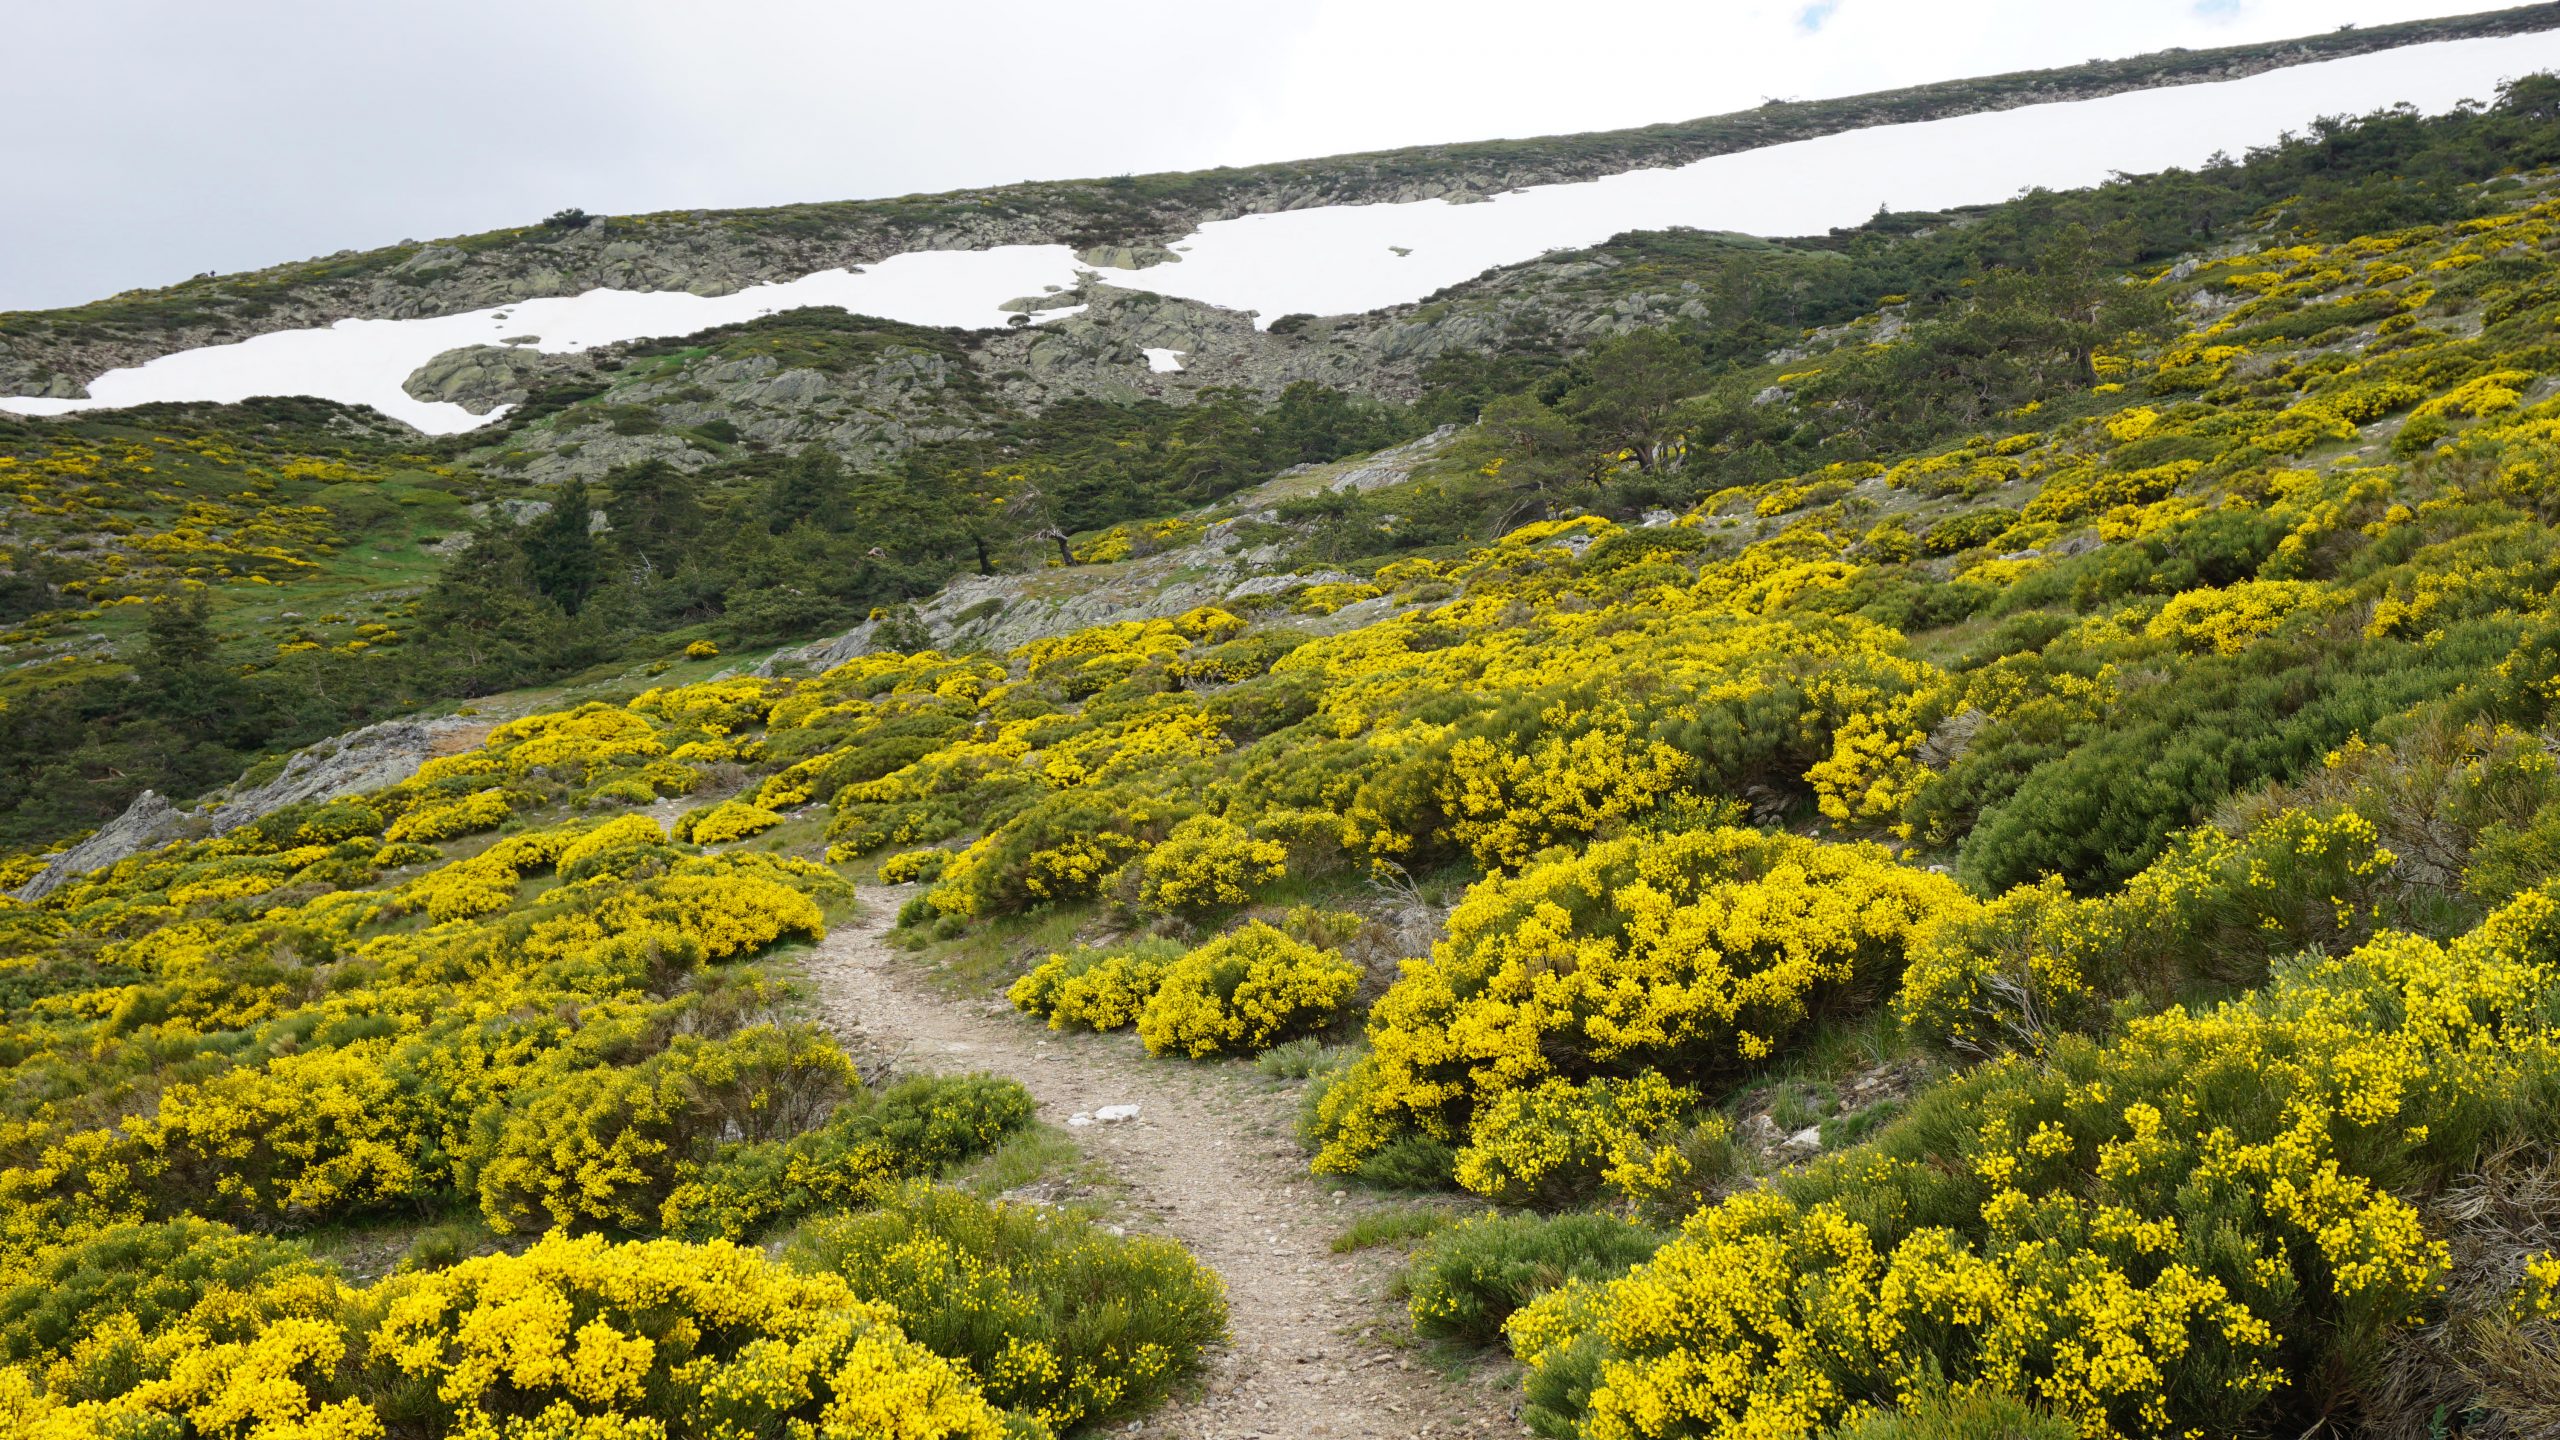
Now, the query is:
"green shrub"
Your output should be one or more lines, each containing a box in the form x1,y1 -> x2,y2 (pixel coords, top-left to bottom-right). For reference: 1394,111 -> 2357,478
1829,1384 -> 2077,1440
785,1183 -> 1228,1432
661,1072 -> 1033,1240
1333,1204 -> 1464,1254
1903,805 -> 2405,1056
1406,1211 -> 1663,1346
1354,1135 -> 1460,1190
1255,1036 -> 1358,1081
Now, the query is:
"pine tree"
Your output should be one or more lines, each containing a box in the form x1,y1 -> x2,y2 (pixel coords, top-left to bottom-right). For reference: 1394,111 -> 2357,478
763,447 -> 850,534
604,458 -> 703,577
137,590 -> 240,731
418,523 -> 561,695
525,480 -> 600,614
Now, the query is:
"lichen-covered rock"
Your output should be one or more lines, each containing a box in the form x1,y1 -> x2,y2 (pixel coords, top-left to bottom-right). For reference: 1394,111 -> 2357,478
16,789 -> 189,900
208,717 -> 484,836
403,343 -> 557,414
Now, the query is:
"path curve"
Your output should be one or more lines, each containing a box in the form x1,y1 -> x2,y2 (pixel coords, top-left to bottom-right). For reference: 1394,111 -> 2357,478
806,885 -> 1524,1440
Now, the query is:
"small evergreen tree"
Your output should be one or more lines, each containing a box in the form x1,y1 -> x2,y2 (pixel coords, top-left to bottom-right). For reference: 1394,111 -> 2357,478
418,524 -> 562,695
525,481 -> 599,615
604,459 -> 703,578
763,448 -> 851,535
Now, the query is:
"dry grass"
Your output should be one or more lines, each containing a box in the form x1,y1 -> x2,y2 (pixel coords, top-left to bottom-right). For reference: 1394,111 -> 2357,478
2369,1145 -> 2560,1438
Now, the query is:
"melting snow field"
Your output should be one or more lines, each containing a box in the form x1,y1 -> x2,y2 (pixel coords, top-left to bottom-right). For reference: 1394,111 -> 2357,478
1,248 -> 1093,433
10,31 -> 2560,434
1141,348 -> 1187,373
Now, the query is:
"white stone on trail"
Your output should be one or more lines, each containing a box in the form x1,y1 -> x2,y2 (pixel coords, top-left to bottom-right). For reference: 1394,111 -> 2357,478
1094,1104 -> 1142,1123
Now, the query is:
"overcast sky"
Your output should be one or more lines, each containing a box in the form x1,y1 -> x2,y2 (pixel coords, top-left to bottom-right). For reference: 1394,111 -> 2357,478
1,0 -> 2522,312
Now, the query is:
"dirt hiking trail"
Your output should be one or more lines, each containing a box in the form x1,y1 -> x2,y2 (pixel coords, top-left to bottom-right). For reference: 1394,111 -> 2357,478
807,885 -> 1527,1440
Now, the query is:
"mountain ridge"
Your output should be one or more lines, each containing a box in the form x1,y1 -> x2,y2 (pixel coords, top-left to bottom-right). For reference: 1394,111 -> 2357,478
7,1 -> 2558,398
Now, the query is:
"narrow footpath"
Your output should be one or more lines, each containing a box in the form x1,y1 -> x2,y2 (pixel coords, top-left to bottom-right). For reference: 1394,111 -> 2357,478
805,886 -> 1526,1440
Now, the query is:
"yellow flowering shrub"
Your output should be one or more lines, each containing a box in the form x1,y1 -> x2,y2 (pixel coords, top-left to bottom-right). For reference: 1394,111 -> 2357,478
876,847 -> 950,885
476,1024 -> 856,1233
552,815 -> 665,880
383,789 -> 511,844
372,1232 -> 1027,1440
1008,941 -> 1179,1034
677,799 -> 786,846
1512,884 -> 2560,1440
1452,1073 -> 1702,1207
150,1039 -> 425,1223
0,647 -> 1239,1435
1314,827 -> 1963,1175
2415,369 -> 2532,421
1131,814 -> 1286,916
11,1308 -> 383,1440
1134,922 -> 1360,1059
2515,1252 -> 2560,1322
1439,704 -> 1693,870
2143,579 -> 2338,654
552,866 -> 826,961
1296,582 -> 1384,615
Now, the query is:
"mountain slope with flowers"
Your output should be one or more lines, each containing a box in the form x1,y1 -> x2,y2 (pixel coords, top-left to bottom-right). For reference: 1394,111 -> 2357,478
13,42 -> 2560,1440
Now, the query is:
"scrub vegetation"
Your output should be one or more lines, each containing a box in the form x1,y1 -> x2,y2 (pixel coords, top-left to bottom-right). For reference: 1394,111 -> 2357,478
14,49 -> 2560,1440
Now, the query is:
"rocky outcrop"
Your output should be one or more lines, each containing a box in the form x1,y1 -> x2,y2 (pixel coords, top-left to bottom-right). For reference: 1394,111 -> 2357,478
1074,244 -> 1183,270
14,716 -> 484,900
16,790 -> 192,900
485,339 -> 991,486
403,343 -> 559,414
205,716 -> 482,833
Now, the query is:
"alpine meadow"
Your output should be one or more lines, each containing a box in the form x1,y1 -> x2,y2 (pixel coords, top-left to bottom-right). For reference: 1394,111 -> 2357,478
15,6 -> 2560,1439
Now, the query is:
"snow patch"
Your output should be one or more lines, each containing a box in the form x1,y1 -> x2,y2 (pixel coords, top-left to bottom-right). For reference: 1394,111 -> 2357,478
1141,347 -> 1186,373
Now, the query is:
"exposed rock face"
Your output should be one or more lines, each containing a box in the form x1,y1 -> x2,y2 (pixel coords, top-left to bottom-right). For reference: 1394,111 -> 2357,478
206,716 -> 482,834
1074,244 -> 1183,270
0,343 -> 86,399
490,341 -> 985,486
14,717 -> 483,900
403,344 -> 558,414
16,790 -> 191,900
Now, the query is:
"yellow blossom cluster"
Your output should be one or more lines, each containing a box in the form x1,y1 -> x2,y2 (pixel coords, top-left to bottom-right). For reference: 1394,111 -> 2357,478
1510,884 -> 2560,1439
1312,827 -> 1964,1175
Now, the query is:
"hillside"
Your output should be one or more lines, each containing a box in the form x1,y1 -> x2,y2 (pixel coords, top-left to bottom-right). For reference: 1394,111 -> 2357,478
9,22 -> 2560,1440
